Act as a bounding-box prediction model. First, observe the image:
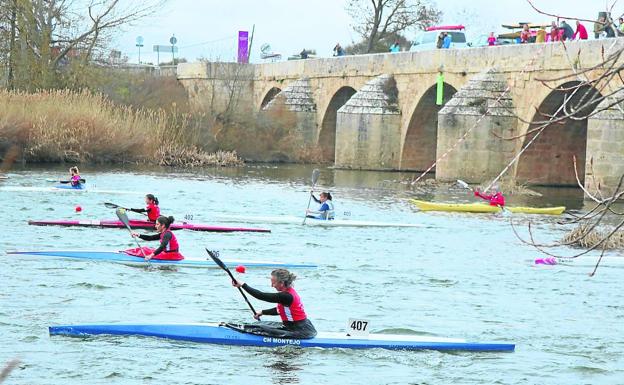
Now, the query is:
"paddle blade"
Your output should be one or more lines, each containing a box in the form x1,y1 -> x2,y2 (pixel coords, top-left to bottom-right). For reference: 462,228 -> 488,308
311,169 -> 320,185
104,202 -> 119,209
457,179 -> 470,189
206,248 -> 228,271
115,207 -> 131,229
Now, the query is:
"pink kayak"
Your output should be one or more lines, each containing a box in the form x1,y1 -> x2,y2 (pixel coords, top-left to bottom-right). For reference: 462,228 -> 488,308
28,219 -> 271,233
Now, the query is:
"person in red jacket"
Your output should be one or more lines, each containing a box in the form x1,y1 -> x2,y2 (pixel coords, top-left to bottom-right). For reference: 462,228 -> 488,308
131,215 -> 183,261
129,194 -> 160,222
474,186 -> 506,207
573,20 -> 588,40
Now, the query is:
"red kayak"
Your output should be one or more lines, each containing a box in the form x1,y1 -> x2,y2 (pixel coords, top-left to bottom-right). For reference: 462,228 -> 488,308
28,219 -> 271,233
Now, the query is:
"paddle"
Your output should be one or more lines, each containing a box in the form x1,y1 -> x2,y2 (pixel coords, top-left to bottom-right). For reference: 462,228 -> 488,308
49,178 -> 86,184
206,248 -> 258,316
302,169 -> 321,225
115,207 -> 149,263
105,202 -> 147,217
457,179 -> 510,215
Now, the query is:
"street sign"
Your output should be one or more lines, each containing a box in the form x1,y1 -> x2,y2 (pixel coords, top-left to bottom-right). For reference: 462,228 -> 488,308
136,36 -> 144,47
169,35 -> 177,45
153,45 -> 178,53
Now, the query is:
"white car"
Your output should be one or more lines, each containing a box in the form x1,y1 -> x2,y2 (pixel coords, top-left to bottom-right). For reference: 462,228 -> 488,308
410,29 -> 468,51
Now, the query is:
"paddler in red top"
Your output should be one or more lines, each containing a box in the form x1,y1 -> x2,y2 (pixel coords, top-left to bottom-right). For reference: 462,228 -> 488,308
69,166 -> 82,186
131,215 -> 183,261
232,269 -> 317,339
129,194 -> 160,222
474,185 -> 506,207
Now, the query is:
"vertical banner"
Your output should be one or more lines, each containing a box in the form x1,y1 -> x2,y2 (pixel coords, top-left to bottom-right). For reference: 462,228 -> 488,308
436,72 -> 445,105
238,31 -> 249,63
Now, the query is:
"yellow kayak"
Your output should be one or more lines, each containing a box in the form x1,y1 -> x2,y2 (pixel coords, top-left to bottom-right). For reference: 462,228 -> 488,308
410,200 -> 565,215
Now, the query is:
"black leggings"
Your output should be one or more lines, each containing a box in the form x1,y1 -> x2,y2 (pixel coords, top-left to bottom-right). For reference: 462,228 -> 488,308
226,319 -> 317,339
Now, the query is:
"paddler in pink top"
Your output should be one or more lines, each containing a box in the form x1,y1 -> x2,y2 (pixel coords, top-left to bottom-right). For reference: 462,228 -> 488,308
232,269 -> 317,339
131,215 -> 183,261
474,185 -> 506,207
69,166 -> 82,186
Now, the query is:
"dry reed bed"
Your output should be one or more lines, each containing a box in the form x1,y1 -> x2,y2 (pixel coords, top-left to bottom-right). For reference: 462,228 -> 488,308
0,89 -> 242,167
562,224 -> 624,249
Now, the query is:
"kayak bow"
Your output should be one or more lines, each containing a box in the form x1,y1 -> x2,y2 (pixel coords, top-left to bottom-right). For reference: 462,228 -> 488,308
49,323 -> 515,352
6,250 -> 316,269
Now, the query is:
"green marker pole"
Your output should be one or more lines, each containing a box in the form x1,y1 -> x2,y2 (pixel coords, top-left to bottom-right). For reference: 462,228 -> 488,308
436,72 -> 444,105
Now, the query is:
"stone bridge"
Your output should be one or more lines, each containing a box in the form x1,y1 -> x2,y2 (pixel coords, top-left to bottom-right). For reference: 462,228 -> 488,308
177,39 -> 624,194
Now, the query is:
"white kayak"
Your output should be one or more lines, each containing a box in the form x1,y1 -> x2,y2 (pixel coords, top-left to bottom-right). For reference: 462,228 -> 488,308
215,215 -> 425,228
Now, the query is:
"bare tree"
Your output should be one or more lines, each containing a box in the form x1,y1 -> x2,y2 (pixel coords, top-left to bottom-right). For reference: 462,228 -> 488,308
346,0 -> 441,53
1,0 -> 165,89
499,1 -> 624,276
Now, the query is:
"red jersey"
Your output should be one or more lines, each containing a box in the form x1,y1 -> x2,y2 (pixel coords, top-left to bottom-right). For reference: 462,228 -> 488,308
147,202 -> 160,222
277,287 -> 308,322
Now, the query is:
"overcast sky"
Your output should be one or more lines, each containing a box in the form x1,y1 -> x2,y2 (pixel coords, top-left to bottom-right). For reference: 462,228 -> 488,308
114,0 -> 611,64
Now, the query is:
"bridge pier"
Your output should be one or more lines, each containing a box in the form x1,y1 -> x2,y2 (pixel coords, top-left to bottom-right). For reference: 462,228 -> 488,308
335,75 -> 401,170
436,69 -> 519,183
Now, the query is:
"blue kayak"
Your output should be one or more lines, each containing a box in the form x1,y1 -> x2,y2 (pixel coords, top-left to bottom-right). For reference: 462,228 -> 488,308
49,323 -> 515,352
54,183 -> 85,190
7,251 -> 317,269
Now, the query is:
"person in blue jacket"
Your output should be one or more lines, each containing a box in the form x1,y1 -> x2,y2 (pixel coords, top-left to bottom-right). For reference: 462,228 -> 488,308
306,192 -> 335,220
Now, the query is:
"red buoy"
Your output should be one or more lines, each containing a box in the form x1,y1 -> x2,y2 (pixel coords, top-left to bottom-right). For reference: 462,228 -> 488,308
75,205 -> 82,212
235,265 -> 246,274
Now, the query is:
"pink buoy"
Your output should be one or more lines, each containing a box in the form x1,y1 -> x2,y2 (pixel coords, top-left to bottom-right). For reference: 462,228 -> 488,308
535,257 -> 557,265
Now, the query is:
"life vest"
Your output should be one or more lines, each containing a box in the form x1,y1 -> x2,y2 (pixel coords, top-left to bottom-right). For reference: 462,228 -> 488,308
154,230 -> 183,260
318,200 -> 335,220
489,192 -> 505,207
277,287 -> 307,322
70,174 -> 81,186
146,202 -> 160,222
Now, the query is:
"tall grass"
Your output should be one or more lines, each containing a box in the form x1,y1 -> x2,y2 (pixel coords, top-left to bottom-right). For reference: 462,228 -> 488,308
0,89 -> 241,166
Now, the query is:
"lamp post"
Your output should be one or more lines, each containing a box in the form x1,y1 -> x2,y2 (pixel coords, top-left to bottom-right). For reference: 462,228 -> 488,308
135,36 -> 144,64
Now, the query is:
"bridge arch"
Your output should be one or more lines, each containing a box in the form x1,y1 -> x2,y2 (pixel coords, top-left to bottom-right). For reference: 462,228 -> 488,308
260,87 -> 282,110
516,81 -> 602,186
318,86 -> 357,162
401,83 -> 457,171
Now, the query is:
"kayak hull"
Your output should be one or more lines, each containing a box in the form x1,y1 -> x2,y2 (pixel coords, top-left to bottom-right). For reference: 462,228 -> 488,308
6,251 -> 316,269
216,215 -> 424,228
49,323 -> 514,352
28,219 -> 270,233
411,200 -> 565,215
54,184 -> 85,190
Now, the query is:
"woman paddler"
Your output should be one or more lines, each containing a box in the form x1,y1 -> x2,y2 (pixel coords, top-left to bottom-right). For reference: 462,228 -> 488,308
129,194 -> 160,222
69,166 -> 82,187
474,185 -> 506,207
232,269 -> 317,339
306,191 -> 335,220
131,215 -> 183,261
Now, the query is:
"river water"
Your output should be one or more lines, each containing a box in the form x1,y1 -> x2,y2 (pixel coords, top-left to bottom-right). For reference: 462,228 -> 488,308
1,164 -> 622,385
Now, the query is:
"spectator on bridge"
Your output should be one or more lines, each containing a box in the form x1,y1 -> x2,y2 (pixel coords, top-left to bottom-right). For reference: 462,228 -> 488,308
573,20 -> 588,40
549,21 -> 560,42
436,33 -> 444,49
603,16 -> 616,38
536,29 -> 546,43
520,24 -> 531,43
300,49 -> 309,59
560,20 -> 574,41
389,40 -> 400,52
618,18 -> 624,35
487,32 -> 497,46
442,32 -> 452,48
333,43 -> 345,57
594,16 -> 606,38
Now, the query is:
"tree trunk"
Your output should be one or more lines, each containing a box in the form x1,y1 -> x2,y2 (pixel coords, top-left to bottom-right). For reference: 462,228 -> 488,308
7,0 -> 17,89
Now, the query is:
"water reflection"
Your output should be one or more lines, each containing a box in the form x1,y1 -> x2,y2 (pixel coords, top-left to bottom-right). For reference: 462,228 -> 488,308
262,349 -> 304,385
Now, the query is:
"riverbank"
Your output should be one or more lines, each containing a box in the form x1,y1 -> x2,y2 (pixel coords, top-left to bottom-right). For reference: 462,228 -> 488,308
0,89 -> 242,167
